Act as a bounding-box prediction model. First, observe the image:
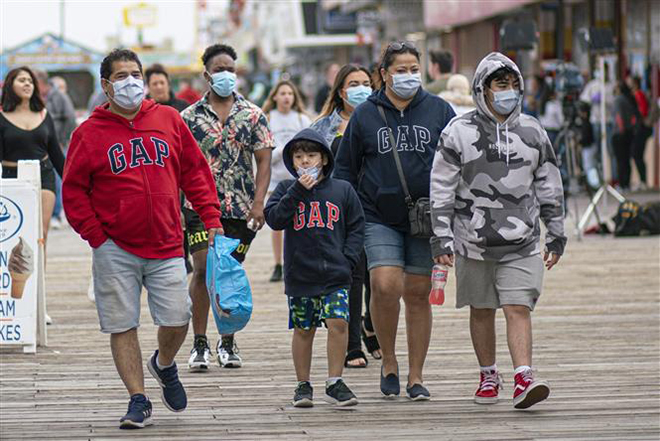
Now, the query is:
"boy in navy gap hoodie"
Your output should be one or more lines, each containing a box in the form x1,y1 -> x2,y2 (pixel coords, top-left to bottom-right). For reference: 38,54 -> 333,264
265,128 -> 365,408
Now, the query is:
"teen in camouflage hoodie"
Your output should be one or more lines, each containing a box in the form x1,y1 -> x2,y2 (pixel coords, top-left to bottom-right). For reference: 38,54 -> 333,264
430,52 -> 566,261
430,52 -> 566,410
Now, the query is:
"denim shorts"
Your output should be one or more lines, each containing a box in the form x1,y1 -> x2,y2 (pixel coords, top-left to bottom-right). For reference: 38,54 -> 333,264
287,289 -> 349,330
92,239 -> 191,333
363,222 -> 433,276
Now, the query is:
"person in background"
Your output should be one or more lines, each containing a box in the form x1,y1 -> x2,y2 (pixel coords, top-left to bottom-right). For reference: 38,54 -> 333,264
580,65 -> 616,184
314,63 -> 340,114
611,80 -> 640,191
523,74 -> 546,118
431,52 -> 566,410
176,79 -> 202,105
87,87 -> 108,113
312,63 -> 376,368
262,80 -> 312,282
628,76 -> 651,190
181,43 -> 274,372
426,50 -> 453,95
538,84 -> 564,149
51,76 -> 68,94
439,74 -> 475,116
334,41 -> 455,400
145,64 -> 189,112
35,70 -> 76,230
1,66 -> 65,260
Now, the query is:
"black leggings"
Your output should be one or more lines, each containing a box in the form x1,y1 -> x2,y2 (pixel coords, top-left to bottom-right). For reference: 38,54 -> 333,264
632,125 -> 652,183
347,251 -> 368,354
612,129 -> 634,189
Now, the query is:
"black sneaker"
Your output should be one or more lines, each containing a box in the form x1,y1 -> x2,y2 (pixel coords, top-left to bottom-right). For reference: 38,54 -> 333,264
188,336 -> 211,372
147,350 -> 187,412
293,381 -> 314,408
323,379 -> 358,407
119,394 -> 153,429
380,366 -> 400,398
406,383 -> 431,401
269,264 -> 283,282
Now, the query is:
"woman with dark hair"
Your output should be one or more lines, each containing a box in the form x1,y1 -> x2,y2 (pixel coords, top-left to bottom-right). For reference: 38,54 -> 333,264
262,80 -> 311,282
334,42 -> 455,400
312,63 -> 378,368
1,66 -> 65,251
612,80 -> 640,190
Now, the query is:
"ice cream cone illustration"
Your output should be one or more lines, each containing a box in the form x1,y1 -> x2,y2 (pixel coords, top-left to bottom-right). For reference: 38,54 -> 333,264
8,237 -> 34,299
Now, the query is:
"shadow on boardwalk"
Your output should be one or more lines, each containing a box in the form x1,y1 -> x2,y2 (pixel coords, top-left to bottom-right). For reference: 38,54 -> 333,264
1,193 -> 659,440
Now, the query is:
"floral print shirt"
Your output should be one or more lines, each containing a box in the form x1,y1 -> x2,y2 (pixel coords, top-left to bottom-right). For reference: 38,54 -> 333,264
181,92 -> 274,220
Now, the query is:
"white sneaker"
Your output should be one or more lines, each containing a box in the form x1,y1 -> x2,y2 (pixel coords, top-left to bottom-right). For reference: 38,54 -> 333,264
217,337 -> 242,368
50,218 -> 62,230
45,314 -> 53,325
188,338 -> 211,372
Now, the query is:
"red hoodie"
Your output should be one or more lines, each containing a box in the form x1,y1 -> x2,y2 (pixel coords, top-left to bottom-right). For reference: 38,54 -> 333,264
63,99 -> 221,259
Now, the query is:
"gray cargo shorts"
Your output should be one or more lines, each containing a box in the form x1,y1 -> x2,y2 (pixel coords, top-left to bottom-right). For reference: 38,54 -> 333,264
92,239 -> 191,333
455,254 -> 544,311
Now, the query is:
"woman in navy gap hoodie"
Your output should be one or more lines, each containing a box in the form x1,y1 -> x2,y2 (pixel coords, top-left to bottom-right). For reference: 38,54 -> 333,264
265,128 -> 365,407
333,41 -> 455,400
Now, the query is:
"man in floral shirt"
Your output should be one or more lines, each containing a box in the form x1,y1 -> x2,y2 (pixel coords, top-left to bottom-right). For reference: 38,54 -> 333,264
181,43 -> 273,371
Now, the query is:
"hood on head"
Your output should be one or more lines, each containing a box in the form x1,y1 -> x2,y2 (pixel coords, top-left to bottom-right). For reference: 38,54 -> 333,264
471,52 -> 524,124
283,128 -> 335,178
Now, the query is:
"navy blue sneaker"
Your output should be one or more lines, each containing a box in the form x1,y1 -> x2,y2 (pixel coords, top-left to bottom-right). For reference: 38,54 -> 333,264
380,366 -> 400,398
406,383 -> 431,401
119,394 -> 153,429
147,350 -> 187,412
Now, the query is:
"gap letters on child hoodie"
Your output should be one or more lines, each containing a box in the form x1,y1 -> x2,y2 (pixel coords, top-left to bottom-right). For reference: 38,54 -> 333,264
264,128 -> 365,298
63,99 -> 221,258
333,87 -> 455,232
430,52 -> 567,261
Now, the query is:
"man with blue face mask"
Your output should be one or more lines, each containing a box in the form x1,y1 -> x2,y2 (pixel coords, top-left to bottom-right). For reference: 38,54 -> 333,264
63,49 -> 223,429
430,52 -> 566,409
181,44 -> 274,373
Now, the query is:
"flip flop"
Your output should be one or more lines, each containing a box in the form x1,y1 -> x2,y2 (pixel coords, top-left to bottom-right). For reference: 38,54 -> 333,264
344,349 -> 368,368
361,317 -> 382,360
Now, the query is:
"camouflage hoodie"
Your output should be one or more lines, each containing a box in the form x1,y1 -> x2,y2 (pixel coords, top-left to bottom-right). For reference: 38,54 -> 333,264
430,52 -> 566,261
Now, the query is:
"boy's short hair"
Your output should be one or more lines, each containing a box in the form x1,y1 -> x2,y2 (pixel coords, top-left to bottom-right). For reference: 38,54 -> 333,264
485,66 -> 517,88
290,140 -> 325,156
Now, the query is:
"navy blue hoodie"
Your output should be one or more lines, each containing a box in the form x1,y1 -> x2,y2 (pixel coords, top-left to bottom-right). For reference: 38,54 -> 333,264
333,88 -> 455,232
265,128 -> 365,298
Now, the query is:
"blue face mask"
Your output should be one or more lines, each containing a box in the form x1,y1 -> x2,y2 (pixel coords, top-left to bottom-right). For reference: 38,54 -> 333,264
345,85 -> 372,108
491,89 -> 520,115
208,71 -> 236,97
391,73 -> 421,99
297,165 -> 321,180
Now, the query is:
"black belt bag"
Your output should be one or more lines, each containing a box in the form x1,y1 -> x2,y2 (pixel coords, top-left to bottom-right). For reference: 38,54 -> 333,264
377,105 -> 433,238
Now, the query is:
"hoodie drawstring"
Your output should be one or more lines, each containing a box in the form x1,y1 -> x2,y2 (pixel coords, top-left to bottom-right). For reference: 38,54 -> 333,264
496,122 -> 511,166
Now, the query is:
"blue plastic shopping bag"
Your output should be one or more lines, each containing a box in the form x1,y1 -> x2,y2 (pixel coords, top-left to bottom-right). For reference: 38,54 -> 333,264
206,235 -> 253,335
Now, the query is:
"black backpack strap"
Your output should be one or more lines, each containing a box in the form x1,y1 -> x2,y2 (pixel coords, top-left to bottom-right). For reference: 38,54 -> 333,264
377,105 -> 414,208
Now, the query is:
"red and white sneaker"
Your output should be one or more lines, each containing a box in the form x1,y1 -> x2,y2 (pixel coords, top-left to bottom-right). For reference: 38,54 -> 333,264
513,369 -> 550,409
474,369 -> 503,404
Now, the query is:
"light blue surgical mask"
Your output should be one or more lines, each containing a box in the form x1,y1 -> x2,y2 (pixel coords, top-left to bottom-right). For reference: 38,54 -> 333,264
346,85 -> 372,108
109,75 -> 144,110
491,89 -> 520,115
208,71 -> 236,97
297,165 -> 320,180
391,72 -> 421,99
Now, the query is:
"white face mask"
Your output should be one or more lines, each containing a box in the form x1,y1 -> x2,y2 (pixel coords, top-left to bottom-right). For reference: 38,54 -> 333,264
108,75 -> 145,110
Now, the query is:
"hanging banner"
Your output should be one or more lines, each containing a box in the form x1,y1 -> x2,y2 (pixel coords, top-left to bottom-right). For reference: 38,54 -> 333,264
0,176 -> 41,352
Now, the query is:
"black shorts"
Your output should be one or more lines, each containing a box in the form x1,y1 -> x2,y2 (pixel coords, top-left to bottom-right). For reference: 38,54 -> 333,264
2,159 -> 56,193
183,207 -> 256,263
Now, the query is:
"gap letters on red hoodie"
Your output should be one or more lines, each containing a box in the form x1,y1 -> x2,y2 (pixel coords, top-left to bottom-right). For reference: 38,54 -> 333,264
63,100 -> 221,259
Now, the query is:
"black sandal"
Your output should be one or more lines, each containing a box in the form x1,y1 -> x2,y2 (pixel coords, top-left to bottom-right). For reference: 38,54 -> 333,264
361,317 -> 382,360
344,349 -> 368,368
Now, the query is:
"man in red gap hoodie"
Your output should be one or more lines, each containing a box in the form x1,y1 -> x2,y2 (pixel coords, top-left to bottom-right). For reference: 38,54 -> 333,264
63,49 -> 222,430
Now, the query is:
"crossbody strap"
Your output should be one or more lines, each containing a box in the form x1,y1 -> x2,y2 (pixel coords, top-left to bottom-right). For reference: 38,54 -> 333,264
377,105 -> 414,208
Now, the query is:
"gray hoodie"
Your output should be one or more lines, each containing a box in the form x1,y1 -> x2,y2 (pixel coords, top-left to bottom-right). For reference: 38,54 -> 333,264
430,52 -> 566,261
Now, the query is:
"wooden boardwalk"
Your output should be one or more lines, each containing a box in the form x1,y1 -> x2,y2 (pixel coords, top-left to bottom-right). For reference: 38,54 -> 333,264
1,197 -> 659,440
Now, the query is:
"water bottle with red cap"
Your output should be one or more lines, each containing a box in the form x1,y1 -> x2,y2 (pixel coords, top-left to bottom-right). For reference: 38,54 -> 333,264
429,264 -> 448,305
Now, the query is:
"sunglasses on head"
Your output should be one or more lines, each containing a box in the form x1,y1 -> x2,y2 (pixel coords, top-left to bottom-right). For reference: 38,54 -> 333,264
386,41 -> 417,53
